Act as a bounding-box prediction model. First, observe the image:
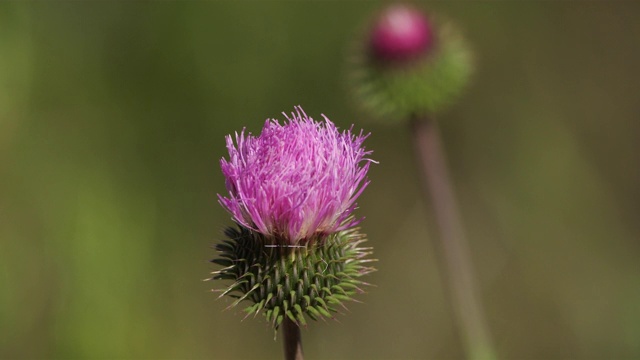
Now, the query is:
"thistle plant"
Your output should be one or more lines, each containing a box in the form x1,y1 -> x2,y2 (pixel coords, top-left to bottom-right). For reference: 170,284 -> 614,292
210,106 -> 376,360
348,4 -> 496,360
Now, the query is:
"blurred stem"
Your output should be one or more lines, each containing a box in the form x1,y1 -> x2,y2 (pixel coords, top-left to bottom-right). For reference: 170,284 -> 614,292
410,116 -> 497,360
282,318 -> 304,360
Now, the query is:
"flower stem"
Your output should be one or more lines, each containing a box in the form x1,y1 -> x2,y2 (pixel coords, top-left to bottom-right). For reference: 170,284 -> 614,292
282,317 -> 304,360
410,116 -> 497,360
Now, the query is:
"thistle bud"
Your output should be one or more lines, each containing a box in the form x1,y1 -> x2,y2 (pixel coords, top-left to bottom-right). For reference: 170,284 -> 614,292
349,4 -> 473,122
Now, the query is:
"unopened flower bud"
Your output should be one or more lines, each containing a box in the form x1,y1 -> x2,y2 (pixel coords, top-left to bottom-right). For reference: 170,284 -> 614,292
349,4 -> 474,122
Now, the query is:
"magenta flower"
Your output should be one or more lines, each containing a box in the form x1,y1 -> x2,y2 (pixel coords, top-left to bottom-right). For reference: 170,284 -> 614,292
218,106 -> 374,245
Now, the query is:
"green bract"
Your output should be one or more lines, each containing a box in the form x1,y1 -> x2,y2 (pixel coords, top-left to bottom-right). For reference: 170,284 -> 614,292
210,226 -> 375,330
350,19 -> 473,122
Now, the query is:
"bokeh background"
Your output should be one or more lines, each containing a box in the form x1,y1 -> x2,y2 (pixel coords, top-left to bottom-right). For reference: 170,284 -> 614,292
2,1 -> 639,359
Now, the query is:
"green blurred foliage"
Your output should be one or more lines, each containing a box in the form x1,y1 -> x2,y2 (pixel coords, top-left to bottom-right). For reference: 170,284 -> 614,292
1,1 -> 639,359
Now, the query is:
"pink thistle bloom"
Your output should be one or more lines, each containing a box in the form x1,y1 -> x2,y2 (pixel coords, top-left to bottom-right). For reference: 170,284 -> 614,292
218,106 -> 375,245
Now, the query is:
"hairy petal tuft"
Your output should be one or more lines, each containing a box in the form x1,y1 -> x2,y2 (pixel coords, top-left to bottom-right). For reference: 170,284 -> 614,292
218,106 -> 375,244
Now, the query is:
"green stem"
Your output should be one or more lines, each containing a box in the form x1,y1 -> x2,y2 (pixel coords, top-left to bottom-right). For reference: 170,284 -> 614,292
410,116 -> 497,360
282,317 -> 304,360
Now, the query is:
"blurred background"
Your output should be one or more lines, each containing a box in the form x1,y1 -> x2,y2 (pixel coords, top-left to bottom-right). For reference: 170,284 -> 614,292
1,1 -> 639,359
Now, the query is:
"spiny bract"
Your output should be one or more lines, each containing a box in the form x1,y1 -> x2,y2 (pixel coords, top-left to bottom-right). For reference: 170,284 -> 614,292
210,226 -> 375,330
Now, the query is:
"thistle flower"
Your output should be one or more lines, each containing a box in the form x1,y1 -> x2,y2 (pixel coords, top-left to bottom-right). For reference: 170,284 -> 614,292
349,3 -> 473,122
211,106 -> 376,332
218,106 -> 373,245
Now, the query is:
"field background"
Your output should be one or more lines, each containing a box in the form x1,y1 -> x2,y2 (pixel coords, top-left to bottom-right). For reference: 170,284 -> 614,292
1,1 -> 639,359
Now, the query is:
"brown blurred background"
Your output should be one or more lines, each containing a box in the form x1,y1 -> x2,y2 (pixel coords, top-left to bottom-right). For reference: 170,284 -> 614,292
1,1 -> 639,359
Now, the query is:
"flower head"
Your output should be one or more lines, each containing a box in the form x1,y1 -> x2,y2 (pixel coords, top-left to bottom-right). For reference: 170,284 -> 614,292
212,107 -> 376,330
349,3 -> 473,122
218,106 -> 374,245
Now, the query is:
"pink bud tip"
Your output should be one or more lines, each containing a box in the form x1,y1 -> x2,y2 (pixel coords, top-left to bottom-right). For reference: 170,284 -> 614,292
370,5 -> 434,62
